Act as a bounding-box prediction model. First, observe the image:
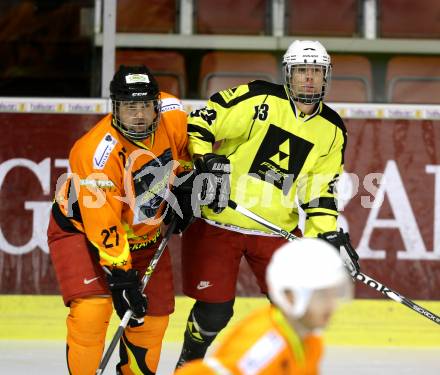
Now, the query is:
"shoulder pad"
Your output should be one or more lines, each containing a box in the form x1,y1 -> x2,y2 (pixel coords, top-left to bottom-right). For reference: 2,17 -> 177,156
214,83 -> 253,103
320,103 -> 346,133
210,81 -> 286,108
93,132 -> 118,170
161,97 -> 184,113
160,92 -> 184,113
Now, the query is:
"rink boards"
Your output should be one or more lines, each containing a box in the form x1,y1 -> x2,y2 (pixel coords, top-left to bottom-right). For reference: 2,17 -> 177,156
0,98 -> 440,346
1,295 -> 439,346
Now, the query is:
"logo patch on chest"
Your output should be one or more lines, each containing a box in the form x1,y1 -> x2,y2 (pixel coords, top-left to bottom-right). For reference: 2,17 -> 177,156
93,133 -> 117,170
249,124 -> 314,194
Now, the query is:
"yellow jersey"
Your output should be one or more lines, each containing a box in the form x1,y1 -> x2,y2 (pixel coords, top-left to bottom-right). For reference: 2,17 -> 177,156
188,81 -> 346,237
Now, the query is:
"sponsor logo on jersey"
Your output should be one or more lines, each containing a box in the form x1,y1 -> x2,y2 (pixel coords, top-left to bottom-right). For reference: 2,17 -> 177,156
129,230 -> 161,251
93,133 -> 117,170
196,280 -> 213,290
238,330 -> 285,375
160,98 -> 184,113
79,179 -> 115,189
249,124 -> 314,194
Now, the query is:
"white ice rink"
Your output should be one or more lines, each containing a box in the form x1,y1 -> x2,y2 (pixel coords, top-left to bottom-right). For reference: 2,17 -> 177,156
2,340 -> 440,375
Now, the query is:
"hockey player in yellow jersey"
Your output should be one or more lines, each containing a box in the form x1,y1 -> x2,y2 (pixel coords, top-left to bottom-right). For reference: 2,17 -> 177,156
175,40 -> 360,369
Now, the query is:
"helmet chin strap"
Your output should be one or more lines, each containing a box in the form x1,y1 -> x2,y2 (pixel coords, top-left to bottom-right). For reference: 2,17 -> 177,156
288,85 -> 323,106
293,93 -> 322,105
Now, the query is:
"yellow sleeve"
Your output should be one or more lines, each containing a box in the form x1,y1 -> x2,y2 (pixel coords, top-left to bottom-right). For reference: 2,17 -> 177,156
298,126 -> 346,237
187,85 -> 255,156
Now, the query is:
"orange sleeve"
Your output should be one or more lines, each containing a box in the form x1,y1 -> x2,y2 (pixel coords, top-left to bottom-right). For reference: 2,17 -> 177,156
160,92 -> 193,175
69,130 -> 132,270
303,335 -> 324,375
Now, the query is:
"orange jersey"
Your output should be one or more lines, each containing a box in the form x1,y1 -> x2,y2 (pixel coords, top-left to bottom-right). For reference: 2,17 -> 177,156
56,92 -> 191,269
175,306 -> 323,375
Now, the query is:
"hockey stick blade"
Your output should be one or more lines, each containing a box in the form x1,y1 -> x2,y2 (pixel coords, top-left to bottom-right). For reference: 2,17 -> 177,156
228,200 -> 440,326
96,219 -> 177,374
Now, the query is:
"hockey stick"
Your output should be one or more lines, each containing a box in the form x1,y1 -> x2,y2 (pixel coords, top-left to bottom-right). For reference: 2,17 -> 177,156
96,219 -> 177,374
228,200 -> 440,326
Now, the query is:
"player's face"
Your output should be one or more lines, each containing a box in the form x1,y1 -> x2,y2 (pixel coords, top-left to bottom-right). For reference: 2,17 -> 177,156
290,64 -> 325,97
297,287 -> 341,329
118,100 -> 157,134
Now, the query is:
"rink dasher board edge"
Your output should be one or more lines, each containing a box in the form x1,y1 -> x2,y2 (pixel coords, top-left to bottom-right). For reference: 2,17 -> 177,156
0,295 -> 439,346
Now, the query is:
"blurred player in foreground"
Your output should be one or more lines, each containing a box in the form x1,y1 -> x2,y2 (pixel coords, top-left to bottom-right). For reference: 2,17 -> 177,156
175,237 -> 353,375
47,65 -> 193,374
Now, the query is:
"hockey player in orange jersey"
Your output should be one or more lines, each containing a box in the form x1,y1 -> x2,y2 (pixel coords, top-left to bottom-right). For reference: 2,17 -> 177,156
175,238 -> 353,375
47,65 -> 194,375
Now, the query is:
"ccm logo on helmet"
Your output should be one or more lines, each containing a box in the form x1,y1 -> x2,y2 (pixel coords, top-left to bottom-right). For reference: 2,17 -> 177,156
132,92 -> 149,97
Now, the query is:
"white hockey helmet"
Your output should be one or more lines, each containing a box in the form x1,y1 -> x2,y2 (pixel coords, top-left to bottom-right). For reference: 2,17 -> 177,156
266,237 -> 351,319
282,40 -> 331,104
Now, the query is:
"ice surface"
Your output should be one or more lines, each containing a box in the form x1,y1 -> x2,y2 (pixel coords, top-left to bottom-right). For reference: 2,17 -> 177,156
2,341 -> 440,375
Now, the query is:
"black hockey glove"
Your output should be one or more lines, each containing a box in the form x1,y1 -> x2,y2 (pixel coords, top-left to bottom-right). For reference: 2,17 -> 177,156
106,268 -> 148,327
318,229 -> 360,274
164,171 -> 196,234
194,153 -> 231,214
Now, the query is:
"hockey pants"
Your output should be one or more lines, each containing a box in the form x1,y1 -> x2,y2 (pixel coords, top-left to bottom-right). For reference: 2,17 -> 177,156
66,296 -> 169,375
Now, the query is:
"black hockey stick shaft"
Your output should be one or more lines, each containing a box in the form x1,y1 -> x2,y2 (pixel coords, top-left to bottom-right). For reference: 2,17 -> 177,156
96,219 -> 177,374
353,272 -> 440,325
228,200 -> 440,326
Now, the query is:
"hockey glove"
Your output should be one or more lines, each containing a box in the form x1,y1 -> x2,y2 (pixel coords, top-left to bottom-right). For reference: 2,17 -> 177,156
164,171 -> 196,234
106,268 -> 148,327
318,229 -> 360,274
194,153 -> 231,214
